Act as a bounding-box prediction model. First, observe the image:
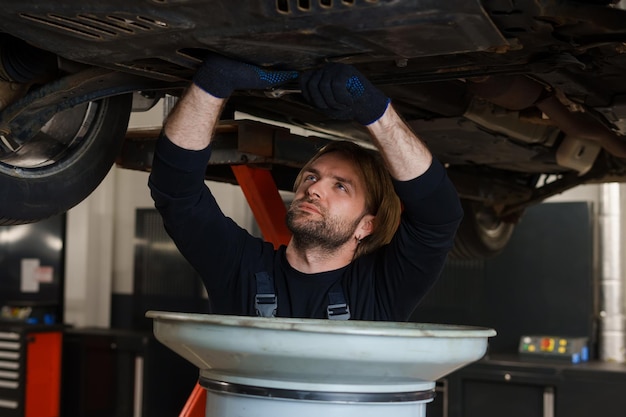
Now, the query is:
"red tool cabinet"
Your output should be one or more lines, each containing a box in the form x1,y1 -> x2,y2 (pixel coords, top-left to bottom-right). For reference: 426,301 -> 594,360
0,324 -> 62,417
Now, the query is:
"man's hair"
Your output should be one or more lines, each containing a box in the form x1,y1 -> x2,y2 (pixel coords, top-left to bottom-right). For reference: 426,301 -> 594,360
293,141 -> 401,258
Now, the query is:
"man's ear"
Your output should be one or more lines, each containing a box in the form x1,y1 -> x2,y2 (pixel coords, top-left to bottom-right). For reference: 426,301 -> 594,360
357,214 -> 376,239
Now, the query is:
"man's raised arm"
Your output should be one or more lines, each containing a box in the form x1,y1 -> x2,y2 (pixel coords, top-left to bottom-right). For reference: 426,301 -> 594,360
298,63 -> 432,181
163,54 -> 298,150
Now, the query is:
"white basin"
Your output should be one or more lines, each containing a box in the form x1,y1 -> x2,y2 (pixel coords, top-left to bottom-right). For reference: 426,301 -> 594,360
147,311 -> 496,417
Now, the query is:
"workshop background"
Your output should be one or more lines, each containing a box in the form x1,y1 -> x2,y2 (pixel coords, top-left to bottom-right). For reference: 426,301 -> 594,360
2,101 -> 626,417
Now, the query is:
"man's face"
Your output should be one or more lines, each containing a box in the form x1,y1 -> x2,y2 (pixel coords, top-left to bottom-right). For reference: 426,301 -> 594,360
287,152 -> 371,251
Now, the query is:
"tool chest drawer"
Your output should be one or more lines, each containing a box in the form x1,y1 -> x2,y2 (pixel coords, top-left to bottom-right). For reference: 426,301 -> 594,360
0,331 -> 21,416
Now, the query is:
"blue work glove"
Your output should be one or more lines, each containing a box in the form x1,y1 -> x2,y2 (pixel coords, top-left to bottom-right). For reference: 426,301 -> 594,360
193,54 -> 298,99
299,63 -> 390,125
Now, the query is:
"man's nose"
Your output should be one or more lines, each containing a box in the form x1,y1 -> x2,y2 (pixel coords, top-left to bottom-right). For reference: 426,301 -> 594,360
306,181 -> 323,199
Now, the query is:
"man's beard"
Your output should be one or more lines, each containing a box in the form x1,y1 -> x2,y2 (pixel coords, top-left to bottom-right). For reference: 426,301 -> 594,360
286,199 -> 363,252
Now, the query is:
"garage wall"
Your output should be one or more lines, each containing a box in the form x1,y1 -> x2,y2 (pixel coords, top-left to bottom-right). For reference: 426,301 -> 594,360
64,169 -> 116,327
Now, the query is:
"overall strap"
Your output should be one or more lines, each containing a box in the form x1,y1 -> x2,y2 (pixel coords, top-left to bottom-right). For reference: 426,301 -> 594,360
254,271 -> 350,320
254,271 -> 277,318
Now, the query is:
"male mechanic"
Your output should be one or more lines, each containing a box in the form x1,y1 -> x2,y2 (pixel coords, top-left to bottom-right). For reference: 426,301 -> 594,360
148,55 -> 463,321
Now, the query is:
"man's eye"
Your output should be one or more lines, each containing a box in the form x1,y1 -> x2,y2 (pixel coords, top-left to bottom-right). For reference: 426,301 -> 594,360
336,183 -> 347,191
305,174 -> 316,182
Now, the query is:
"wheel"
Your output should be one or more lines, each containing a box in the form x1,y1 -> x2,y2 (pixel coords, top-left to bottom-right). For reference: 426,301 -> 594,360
0,94 -> 132,224
450,199 -> 517,260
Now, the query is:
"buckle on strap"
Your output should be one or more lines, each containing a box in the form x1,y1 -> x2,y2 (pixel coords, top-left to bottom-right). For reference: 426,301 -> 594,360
327,303 -> 351,321
255,271 -> 277,318
255,294 -> 277,318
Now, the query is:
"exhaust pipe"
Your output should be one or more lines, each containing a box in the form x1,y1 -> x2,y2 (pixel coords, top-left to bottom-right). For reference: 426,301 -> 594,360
468,75 -> 626,160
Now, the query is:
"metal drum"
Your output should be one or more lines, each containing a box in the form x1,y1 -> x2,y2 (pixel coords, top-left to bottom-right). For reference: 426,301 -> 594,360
147,311 -> 496,417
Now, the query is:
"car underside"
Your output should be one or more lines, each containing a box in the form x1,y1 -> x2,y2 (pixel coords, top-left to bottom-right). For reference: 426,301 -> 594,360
0,0 -> 625,258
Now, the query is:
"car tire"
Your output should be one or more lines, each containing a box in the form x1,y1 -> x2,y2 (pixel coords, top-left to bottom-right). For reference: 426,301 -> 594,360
450,199 -> 516,260
0,94 -> 132,225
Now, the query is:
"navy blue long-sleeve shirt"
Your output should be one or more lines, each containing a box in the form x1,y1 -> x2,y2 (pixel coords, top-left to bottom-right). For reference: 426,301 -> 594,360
148,134 -> 463,321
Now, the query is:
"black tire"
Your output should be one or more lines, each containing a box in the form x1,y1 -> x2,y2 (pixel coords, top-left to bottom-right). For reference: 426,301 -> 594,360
0,94 -> 132,224
450,199 -> 517,260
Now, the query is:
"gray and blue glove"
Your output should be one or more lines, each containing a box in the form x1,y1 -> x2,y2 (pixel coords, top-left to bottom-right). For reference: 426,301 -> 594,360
299,63 -> 390,125
193,54 -> 298,98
